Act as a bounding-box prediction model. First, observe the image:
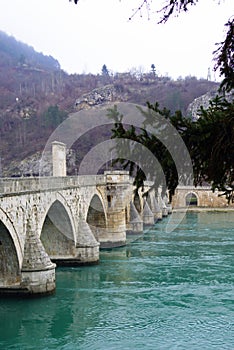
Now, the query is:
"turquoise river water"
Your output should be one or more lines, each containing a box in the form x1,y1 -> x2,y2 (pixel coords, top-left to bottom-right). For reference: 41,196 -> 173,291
0,211 -> 233,350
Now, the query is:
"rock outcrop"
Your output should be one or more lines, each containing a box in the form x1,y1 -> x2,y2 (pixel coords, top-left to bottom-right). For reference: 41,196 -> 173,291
2,149 -> 76,177
187,88 -> 234,120
75,84 -> 130,111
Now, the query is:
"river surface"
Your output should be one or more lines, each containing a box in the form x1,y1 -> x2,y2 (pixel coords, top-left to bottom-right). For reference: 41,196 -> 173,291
0,211 -> 234,350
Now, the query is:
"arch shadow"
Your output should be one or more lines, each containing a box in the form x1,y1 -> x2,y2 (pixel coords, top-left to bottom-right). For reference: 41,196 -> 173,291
86,193 -> 107,242
0,218 -> 21,287
0,208 -> 23,266
40,196 -> 76,260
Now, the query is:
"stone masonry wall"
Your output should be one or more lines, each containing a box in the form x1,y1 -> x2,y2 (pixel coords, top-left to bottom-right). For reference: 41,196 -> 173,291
172,186 -> 234,208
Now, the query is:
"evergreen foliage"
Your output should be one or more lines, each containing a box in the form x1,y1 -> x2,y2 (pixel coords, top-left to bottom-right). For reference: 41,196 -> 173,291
110,97 -> 234,203
42,105 -> 68,128
102,64 -> 109,76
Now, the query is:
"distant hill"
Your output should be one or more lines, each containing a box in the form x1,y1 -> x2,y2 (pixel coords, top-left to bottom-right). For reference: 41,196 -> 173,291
0,30 -> 219,176
0,30 -> 60,70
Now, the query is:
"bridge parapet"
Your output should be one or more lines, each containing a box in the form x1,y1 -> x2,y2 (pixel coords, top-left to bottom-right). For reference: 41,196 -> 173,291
0,175 -> 108,195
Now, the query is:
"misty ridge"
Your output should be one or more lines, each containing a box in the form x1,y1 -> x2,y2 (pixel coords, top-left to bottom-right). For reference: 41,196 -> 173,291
0,30 -> 218,175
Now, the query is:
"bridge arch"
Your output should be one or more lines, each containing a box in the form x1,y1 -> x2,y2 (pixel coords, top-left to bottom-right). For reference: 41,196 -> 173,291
86,193 -> 107,241
0,210 -> 21,286
0,208 -> 23,266
40,194 -> 76,260
185,192 -> 198,206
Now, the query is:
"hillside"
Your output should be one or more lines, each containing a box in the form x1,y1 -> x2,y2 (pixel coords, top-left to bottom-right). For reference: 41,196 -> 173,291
0,31 -> 219,176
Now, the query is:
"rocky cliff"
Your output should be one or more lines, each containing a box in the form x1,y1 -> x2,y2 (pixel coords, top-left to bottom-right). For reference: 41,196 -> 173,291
75,84 -> 130,111
187,88 -> 234,120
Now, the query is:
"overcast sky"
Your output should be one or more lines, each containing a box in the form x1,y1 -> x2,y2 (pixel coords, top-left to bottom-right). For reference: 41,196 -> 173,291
0,0 -> 233,80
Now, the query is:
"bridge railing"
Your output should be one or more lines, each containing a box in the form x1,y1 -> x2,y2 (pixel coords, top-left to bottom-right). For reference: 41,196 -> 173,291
0,172 -> 133,196
176,185 -> 212,190
0,175 -> 107,195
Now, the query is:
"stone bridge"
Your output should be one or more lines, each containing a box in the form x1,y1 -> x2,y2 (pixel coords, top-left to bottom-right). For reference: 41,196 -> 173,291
0,171 -> 169,297
0,141 -> 171,296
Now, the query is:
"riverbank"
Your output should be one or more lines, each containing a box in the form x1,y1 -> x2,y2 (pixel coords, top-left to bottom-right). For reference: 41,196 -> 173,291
173,206 -> 234,212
